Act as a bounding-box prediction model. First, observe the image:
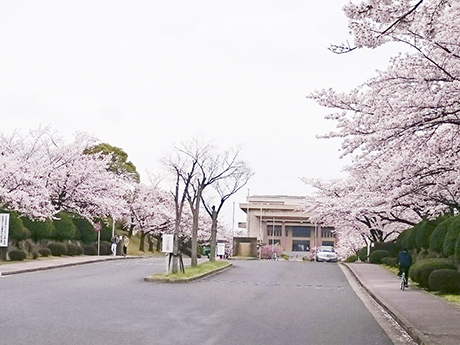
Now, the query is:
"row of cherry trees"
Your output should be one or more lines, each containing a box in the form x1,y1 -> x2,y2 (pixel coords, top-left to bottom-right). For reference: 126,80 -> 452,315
1,127 -> 251,260
303,0 -> 460,257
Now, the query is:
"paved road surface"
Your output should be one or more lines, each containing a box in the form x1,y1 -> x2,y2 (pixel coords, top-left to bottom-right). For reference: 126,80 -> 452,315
1,258 -> 392,345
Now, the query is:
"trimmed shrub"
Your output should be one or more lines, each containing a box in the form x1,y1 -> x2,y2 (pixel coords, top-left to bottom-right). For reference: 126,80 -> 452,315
73,217 -> 97,244
357,247 -> 368,262
443,216 -> 460,257
83,245 -> 98,255
53,213 -> 77,240
66,243 -> 83,256
345,254 -> 358,263
7,212 -> 30,242
415,221 -> 437,249
369,250 -> 390,264
47,242 -> 68,256
428,269 -> 460,293
22,218 -> 54,242
8,249 -> 27,261
374,241 -> 398,257
382,257 -> 397,267
395,229 -> 411,251
99,241 -> 111,255
456,233 -> 460,263
409,258 -> 457,288
405,228 -> 417,251
38,248 -> 52,257
412,216 -> 448,250
429,217 -> 455,254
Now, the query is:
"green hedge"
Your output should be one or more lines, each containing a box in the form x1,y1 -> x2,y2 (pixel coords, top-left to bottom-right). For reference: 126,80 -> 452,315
38,248 -> 52,257
66,243 -> 83,256
382,257 -> 397,267
72,217 -> 97,244
357,247 -> 367,262
53,213 -> 77,240
409,258 -> 457,288
456,233 -> 460,262
396,229 -> 410,251
428,269 -> 460,293
83,245 -> 98,255
429,217 -> 455,254
7,212 -> 30,242
8,249 -> 27,261
22,218 -> 54,242
47,242 -> 68,256
99,241 -> 111,255
443,216 -> 460,257
369,250 -> 390,264
415,221 -> 436,249
345,255 -> 358,263
374,241 -> 398,257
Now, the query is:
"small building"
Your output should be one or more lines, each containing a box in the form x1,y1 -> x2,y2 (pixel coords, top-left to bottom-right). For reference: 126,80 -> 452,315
237,195 -> 335,257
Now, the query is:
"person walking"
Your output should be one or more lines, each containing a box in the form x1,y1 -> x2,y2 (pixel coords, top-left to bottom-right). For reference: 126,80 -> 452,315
397,248 -> 412,287
122,235 -> 129,257
111,235 -> 119,256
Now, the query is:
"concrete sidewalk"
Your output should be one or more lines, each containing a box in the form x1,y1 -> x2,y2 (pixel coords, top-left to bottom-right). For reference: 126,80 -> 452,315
343,262 -> 460,345
0,255 -> 128,276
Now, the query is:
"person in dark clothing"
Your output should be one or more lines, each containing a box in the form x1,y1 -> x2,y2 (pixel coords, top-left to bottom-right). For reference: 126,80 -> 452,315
396,248 -> 412,287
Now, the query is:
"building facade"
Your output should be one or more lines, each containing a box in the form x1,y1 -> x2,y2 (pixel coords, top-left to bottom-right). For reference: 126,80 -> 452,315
238,195 -> 335,256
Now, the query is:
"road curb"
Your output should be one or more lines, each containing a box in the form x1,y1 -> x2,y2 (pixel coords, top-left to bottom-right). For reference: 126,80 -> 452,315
341,263 -> 434,345
0,256 -> 139,276
144,262 -> 233,283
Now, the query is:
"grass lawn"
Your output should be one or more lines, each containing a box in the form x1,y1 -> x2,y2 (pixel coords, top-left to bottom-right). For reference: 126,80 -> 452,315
145,260 -> 231,282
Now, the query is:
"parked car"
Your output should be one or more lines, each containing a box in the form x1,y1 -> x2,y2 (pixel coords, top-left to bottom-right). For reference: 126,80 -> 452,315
316,246 -> 337,262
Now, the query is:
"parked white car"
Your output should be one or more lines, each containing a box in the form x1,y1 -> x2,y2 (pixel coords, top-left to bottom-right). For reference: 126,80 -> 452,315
316,246 -> 337,262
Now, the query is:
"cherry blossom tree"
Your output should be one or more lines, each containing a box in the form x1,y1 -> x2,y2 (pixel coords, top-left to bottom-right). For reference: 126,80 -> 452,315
124,183 -> 175,250
0,127 -> 129,222
304,1 -> 460,256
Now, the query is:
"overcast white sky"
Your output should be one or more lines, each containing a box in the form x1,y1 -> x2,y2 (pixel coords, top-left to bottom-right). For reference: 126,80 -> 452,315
0,1 -> 399,229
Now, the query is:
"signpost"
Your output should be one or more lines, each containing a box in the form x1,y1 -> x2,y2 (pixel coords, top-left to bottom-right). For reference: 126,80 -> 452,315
0,214 -> 10,261
162,234 -> 174,274
0,214 -> 10,247
93,222 -> 102,256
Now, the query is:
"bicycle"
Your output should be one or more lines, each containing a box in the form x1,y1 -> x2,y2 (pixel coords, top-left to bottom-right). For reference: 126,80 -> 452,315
400,271 -> 407,291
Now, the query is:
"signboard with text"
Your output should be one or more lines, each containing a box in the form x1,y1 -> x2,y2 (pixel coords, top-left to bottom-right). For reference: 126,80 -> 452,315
217,243 -> 225,256
162,234 -> 174,253
0,214 -> 10,247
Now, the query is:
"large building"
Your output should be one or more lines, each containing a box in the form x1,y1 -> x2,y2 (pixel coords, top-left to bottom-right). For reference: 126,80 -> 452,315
237,195 -> 335,256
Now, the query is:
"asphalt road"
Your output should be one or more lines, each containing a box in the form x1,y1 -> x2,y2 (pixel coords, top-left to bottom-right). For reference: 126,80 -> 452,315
1,258 -> 392,345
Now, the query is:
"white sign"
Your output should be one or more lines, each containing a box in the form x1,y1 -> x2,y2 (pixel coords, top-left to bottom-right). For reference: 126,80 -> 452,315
0,214 -> 10,247
162,234 -> 174,253
217,242 -> 225,256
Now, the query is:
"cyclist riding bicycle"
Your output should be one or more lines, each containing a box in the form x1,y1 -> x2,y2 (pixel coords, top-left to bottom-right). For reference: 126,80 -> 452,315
397,248 -> 412,288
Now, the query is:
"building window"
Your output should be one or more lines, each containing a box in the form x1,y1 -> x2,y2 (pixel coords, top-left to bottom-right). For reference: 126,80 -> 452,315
292,226 -> 312,237
267,225 -> 282,237
322,241 -> 334,247
269,239 -> 281,245
292,240 -> 310,252
321,227 -> 335,238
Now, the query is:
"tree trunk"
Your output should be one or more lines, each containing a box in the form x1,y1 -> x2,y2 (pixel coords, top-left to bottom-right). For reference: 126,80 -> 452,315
191,206 -> 199,267
209,206 -> 217,262
154,235 -> 162,251
139,232 -> 146,251
148,235 -> 154,252
190,186 -> 203,267
172,218 -> 180,274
